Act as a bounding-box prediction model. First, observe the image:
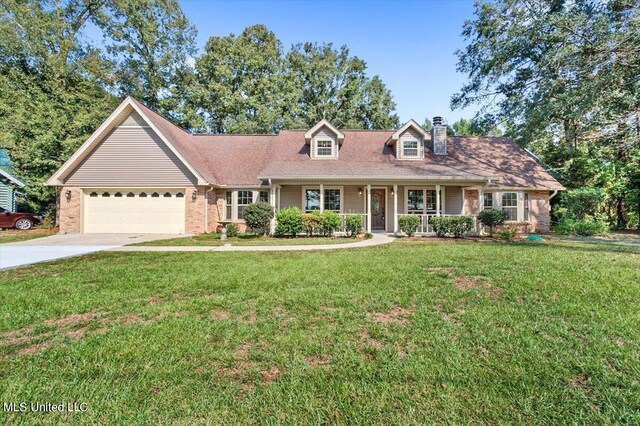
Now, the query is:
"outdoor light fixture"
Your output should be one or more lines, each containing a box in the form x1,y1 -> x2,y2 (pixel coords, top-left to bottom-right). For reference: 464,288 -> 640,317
192,189 -> 198,200
358,188 -> 362,196
391,189 -> 395,196
65,189 -> 72,201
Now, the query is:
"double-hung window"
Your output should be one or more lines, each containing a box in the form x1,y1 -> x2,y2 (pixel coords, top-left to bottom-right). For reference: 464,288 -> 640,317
225,191 -> 232,220
407,190 -> 424,214
258,190 -> 269,203
524,193 -> 530,222
501,192 -> 518,221
484,193 -> 493,210
236,190 -> 253,220
304,187 -> 342,213
402,140 -> 419,157
316,140 -> 333,157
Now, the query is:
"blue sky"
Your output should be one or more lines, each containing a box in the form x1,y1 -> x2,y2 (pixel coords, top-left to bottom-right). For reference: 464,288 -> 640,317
180,0 -> 480,125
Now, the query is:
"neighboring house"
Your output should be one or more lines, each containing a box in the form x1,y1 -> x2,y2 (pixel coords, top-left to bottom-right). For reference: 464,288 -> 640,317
0,167 -> 25,212
46,97 -> 564,235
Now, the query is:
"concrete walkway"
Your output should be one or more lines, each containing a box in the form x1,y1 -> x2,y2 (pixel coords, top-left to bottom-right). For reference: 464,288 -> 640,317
110,233 -> 396,252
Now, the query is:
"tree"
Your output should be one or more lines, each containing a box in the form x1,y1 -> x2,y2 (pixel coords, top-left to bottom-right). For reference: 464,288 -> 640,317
451,117 -> 502,136
453,0 -> 640,229
478,210 -> 508,237
286,42 -> 399,129
191,25 -> 294,133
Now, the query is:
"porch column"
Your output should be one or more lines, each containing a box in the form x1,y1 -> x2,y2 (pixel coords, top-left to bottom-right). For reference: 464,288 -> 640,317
393,184 -> 398,235
436,184 -> 441,217
479,188 -> 485,213
319,183 -> 324,213
366,184 -> 372,233
269,186 -> 276,235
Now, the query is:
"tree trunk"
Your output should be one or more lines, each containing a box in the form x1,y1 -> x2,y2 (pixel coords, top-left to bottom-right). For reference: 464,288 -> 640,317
616,196 -> 627,229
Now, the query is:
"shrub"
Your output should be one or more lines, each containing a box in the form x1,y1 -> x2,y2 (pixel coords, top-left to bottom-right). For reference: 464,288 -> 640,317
225,223 -> 239,238
242,202 -> 274,234
302,212 -> 324,236
430,216 -> 474,238
498,227 -> 516,241
553,218 -> 608,236
345,214 -> 364,237
478,209 -> 508,236
399,215 -> 422,237
321,211 -> 341,236
275,207 -> 303,237
554,187 -> 605,222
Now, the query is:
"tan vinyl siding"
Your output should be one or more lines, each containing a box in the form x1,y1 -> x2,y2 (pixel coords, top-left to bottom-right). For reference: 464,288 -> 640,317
444,186 -> 463,214
310,127 -> 338,159
343,185 -> 364,213
120,112 -> 148,127
397,185 -> 406,214
65,126 -> 197,186
279,185 -> 301,209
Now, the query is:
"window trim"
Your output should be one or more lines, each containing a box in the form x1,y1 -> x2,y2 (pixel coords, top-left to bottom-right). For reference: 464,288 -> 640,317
483,191 -> 528,222
224,189 -> 273,221
315,140 -> 334,157
401,139 -> 420,158
301,186 -> 344,213
404,187 -> 444,215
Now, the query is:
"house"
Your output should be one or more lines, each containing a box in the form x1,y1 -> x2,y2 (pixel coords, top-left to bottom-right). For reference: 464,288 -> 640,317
0,152 -> 25,212
46,97 -> 564,235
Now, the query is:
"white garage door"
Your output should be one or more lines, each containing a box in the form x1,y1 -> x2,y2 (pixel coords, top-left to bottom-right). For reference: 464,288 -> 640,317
83,189 -> 186,233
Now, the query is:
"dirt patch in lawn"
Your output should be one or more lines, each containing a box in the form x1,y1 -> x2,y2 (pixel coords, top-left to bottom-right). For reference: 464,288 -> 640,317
368,305 -> 415,325
210,309 -> 231,320
43,312 -> 101,327
454,275 -> 500,297
359,331 -> 382,350
304,354 -> 332,368
260,366 -> 281,383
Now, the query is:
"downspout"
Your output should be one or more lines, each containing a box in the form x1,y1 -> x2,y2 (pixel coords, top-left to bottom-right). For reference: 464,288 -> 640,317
204,186 -> 214,233
549,190 -> 559,201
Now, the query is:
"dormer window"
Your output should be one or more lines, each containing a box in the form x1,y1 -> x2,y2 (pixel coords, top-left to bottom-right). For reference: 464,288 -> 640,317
402,140 -> 419,157
316,140 -> 333,157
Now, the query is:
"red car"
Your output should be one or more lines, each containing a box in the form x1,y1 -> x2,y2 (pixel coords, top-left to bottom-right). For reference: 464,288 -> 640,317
0,206 -> 41,230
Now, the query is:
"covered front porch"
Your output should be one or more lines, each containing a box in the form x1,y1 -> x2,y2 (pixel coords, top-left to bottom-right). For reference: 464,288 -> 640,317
269,181 -> 484,235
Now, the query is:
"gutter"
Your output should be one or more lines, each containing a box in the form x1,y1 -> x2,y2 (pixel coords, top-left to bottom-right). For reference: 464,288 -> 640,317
549,190 -> 559,200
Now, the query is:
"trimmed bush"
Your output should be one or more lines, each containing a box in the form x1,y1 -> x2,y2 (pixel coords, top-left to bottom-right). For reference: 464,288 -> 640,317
478,209 -> 509,236
345,214 -> 364,237
243,202 -> 274,234
321,211 -> 341,236
302,212 -> 324,236
399,215 -> 421,237
498,227 -> 516,241
225,223 -> 239,238
553,218 -> 608,236
430,216 -> 474,238
275,207 -> 303,237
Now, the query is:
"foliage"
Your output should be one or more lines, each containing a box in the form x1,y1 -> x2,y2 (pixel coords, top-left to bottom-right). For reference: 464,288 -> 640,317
451,117 -> 502,136
302,212 -> 324,236
553,187 -> 606,222
453,0 -> 640,229
225,223 -> 239,238
242,202 -> 274,234
345,214 -> 364,237
553,218 -> 609,236
398,215 -> 421,237
477,210 -> 509,237
498,227 -> 516,241
275,207 -> 303,237
430,216 -> 475,238
320,211 -> 341,237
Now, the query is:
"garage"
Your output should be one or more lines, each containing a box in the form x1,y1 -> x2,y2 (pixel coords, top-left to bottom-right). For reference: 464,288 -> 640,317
83,189 -> 186,233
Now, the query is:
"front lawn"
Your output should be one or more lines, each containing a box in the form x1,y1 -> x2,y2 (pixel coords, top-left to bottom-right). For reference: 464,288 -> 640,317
133,232 -> 359,246
0,227 -> 57,244
1,239 -> 639,424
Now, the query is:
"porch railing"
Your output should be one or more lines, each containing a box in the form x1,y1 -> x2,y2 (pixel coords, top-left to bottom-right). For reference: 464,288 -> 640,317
338,213 -> 367,234
396,214 -> 479,235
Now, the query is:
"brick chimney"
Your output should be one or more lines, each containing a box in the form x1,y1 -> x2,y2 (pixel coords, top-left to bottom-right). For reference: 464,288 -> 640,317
431,116 -> 447,155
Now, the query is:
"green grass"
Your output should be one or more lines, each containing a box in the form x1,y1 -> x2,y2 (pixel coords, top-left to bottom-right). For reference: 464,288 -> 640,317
133,232 -> 359,246
0,228 -> 57,244
1,239 -> 639,424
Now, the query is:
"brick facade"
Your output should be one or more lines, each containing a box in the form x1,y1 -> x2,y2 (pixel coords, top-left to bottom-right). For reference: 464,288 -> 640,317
463,189 -> 480,216
184,186 -> 207,234
59,187 -> 82,233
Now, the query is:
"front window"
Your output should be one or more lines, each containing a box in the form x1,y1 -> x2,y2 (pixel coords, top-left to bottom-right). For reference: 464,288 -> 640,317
524,193 -> 530,222
402,140 -> 419,157
259,191 -> 269,203
407,190 -> 423,214
316,140 -> 333,157
425,190 -> 437,212
324,189 -> 341,212
502,192 -> 518,221
237,190 -> 252,220
225,191 -> 232,220
484,193 -> 493,209
305,189 -> 320,212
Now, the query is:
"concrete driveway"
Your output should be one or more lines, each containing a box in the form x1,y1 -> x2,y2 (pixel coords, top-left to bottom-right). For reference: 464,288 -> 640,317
0,233 -> 185,270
